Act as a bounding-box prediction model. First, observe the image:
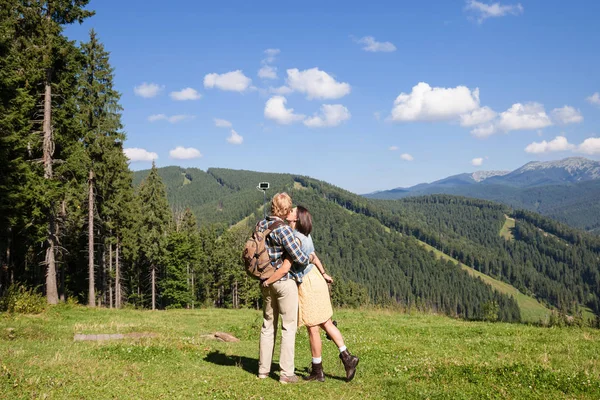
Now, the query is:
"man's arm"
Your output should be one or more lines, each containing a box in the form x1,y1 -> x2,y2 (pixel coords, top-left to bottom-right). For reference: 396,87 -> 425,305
262,256 -> 293,287
277,226 -> 310,266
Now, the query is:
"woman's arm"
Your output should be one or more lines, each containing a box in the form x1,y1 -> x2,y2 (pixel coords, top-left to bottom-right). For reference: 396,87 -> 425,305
311,253 -> 333,284
262,256 -> 293,287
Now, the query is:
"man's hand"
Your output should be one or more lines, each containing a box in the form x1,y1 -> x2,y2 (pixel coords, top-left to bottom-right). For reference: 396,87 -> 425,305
261,279 -> 270,288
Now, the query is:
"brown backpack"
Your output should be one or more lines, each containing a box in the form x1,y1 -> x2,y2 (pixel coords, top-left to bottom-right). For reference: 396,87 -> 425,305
242,220 -> 284,280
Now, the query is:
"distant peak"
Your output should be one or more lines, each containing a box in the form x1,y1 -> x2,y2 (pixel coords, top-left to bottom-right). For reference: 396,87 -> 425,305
471,170 -> 510,182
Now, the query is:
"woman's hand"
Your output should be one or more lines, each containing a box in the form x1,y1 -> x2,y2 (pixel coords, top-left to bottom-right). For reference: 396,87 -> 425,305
322,273 -> 333,284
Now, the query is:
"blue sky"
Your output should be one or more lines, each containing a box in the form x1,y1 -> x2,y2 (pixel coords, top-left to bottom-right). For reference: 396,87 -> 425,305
64,0 -> 600,194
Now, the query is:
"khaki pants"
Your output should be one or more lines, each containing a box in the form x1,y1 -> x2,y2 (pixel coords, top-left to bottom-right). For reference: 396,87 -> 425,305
258,279 -> 298,377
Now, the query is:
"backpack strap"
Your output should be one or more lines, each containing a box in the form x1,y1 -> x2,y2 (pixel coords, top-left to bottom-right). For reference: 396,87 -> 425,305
261,220 -> 284,237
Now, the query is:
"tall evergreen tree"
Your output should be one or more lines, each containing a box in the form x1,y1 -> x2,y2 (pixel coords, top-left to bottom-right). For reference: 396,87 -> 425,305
138,163 -> 171,310
75,29 -> 125,307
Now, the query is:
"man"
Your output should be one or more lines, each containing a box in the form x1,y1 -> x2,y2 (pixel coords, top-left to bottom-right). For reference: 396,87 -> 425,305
257,192 -> 312,384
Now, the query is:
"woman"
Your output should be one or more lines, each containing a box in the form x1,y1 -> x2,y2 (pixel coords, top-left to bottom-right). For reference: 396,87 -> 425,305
262,206 -> 359,382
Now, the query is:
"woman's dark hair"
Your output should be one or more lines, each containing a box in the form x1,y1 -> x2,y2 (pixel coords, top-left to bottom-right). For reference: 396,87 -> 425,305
295,205 -> 313,236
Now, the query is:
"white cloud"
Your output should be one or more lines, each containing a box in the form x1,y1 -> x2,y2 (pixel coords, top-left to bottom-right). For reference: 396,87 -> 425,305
124,148 -> 158,162
258,65 -> 278,80
214,118 -> 232,128
472,157 -> 484,166
263,48 -> 280,64
286,68 -> 351,100
148,114 -> 167,122
356,36 -> 396,52
170,87 -> 201,101
551,106 -> 583,125
460,106 -> 497,127
204,70 -> 252,92
227,129 -> 244,145
304,104 -> 351,128
270,86 -> 293,95
134,82 -> 162,98
525,136 -> 576,154
465,0 -> 524,23
579,137 -> 600,155
496,102 -> 552,132
391,82 -> 480,122
389,146 -> 398,151
401,153 -> 414,161
148,114 -> 194,123
264,96 -> 305,125
470,123 -> 497,138
586,92 -> 600,107
169,146 -> 202,160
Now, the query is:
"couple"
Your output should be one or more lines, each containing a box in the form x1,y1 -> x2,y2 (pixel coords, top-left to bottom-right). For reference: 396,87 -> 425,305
256,192 -> 359,384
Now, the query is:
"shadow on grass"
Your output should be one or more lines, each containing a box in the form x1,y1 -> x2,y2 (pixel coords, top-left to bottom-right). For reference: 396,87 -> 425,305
204,350 -> 277,380
204,350 -> 347,382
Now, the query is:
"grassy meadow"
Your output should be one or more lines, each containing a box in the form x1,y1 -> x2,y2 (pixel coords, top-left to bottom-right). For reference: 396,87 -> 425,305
1,306 -> 599,399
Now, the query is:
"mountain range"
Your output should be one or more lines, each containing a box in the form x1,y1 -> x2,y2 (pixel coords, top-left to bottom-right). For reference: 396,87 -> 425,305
364,157 -> 600,234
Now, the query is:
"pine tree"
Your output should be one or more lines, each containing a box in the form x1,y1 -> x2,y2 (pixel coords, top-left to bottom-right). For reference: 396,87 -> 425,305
138,163 -> 171,310
75,29 -> 125,307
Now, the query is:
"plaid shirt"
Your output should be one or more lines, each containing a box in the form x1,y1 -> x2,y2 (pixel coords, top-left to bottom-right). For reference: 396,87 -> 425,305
258,216 -> 310,279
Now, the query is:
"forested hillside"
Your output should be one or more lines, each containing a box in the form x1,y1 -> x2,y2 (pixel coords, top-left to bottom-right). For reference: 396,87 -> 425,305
132,166 -> 600,322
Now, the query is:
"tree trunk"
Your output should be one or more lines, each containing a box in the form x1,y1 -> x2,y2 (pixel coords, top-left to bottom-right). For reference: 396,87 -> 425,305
191,270 -> 194,310
88,170 -> 95,306
109,242 -> 113,309
42,3 -> 58,305
115,237 -> 120,308
151,266 -> 156,310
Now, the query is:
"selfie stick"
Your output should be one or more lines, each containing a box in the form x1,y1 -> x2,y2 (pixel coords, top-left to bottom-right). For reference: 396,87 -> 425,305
257,182 -> 270,219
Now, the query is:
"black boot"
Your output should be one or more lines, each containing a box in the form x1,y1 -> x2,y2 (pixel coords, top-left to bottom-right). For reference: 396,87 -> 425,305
339,350 -> 359,382
304,362 -> 325,382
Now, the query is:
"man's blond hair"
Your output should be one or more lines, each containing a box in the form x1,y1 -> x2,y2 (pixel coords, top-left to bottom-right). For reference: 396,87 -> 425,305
271,192 -> 292,219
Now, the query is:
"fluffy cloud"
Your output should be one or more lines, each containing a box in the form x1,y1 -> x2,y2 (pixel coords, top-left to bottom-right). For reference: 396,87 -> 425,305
586,92 -> 600,107
579,137 -> 600,155
204,70 -> 252,92
356,36 -> 396,52
124,148 -> 158,162
551,106 -> 583,124
304,104 -> 351,128
227,129 -> 244,145
391,82 -> 480,122
460,106 -> 497,127
286,68 -> 351,100
496,102 -> 552,132
263,48 -> 280,64
214,118 -> 232,128
389,146 -> 398,151
170,88 -> 201,101
134,82 -> 162,98
264,96 -> 305,125
258,65 -> 277,80
169,146 -> 202,159
470,123 -> 497,138
465,0 -> 524,23
471,157 -> 484,166
524,136 -> 576,154
148,114 -> 194,123
401,153 -> 414,161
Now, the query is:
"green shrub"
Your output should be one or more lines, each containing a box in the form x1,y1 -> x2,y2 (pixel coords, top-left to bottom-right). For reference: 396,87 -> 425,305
0,285 -> 47,314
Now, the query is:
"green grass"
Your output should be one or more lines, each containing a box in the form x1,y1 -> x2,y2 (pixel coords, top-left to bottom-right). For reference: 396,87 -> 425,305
417,240 -> 551,323
500,215 -> 516,241
1,307 -> 599,399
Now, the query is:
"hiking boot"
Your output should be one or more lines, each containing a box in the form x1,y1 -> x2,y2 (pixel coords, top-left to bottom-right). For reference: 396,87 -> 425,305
303,362 -> 325,382
279,374 -> 299,384
339,349 -> 359,382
